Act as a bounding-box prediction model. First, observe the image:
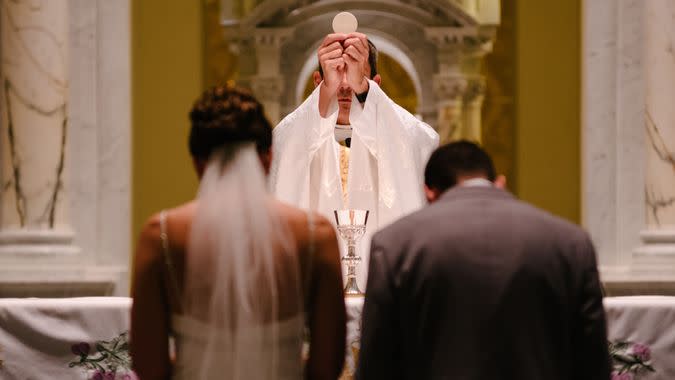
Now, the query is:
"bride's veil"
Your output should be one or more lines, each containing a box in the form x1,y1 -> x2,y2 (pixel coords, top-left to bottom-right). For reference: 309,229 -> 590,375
183,143 -> 304,379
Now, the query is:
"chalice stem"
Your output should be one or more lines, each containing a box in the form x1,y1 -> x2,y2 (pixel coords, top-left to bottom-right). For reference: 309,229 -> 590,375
348,244 -> 356,258
348,263 -> 356,277
344,242 -> 361,295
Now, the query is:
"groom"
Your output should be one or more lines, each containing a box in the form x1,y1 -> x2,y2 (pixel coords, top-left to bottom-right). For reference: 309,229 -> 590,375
357,141 -> 611,380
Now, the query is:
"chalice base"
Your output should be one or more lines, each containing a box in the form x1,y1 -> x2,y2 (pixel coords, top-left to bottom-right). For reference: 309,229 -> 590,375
344,277 -> 363,297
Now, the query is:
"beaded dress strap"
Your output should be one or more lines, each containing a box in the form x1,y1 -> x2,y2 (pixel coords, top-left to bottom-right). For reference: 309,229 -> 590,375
159,210 -> 182,313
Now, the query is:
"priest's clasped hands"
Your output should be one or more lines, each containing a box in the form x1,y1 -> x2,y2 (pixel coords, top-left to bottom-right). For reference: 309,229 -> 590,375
317,33 -> 370,98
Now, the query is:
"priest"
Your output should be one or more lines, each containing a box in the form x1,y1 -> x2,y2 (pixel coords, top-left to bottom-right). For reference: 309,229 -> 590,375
270,32 -> 439,288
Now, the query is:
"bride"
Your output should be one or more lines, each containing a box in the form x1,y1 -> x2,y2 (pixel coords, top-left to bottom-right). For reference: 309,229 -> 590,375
130,85 -> 347,379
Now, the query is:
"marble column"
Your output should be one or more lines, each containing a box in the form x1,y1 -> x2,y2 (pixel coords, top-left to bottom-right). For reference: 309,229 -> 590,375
459,37 -> 491,143
583,0 -> 675,291
582,0 -> 646,276
250,76 -> 284,125
0,0 -> 131,297
433,74 -> 467,143
426,27 -> 493,143
426,28 -> 466,143
0,0 -> 78,256
250,28 -> 292,125
638,0 -> 675,256
462,77 -> 486,142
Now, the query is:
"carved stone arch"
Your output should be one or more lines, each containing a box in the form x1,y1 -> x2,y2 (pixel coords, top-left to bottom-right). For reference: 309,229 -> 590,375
293,30 -> 424,108
224,0 -> 499,141
280,12 -> 435,119
236,0 -> 477,29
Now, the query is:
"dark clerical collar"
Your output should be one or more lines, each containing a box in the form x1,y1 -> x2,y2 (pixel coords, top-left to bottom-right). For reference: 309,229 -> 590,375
335,124 -> 352,148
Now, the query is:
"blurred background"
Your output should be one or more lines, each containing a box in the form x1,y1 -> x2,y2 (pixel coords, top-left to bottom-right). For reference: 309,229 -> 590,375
133,0 -> 579,237
2,0 -> 673,296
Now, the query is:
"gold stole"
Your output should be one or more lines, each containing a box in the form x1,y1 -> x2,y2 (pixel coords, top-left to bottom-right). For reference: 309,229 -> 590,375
338,141 -> 350,207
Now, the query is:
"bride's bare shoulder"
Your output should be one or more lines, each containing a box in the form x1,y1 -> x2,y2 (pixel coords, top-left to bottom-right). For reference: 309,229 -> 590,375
273,200 -> 305,220
272,201 -> 336,242
167,201 -> 198,221
136,201 -> 197,250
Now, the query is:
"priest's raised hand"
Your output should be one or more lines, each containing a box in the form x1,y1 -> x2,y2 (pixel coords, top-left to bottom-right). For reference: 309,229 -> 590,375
317,33 -> 347,110
341,33 -> 370,96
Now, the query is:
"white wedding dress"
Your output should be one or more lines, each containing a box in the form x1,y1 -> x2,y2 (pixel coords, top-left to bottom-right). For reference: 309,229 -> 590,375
170,314 -> 304,380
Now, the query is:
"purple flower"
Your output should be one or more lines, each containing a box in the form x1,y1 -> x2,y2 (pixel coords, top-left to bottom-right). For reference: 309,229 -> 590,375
632,343 -> 651,361
611,372 -> 633,380
91,371 -> 116,380
71,342 -> 91,357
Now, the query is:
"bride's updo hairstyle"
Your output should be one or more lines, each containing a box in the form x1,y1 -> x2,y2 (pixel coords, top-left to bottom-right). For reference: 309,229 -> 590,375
188,84 -> 272,174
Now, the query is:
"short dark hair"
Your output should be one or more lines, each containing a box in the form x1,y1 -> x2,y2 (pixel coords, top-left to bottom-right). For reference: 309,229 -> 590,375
366,39 -> 378,77
318,38 -> 378,79
424,141 -> 496,193
188,85 -> 272,161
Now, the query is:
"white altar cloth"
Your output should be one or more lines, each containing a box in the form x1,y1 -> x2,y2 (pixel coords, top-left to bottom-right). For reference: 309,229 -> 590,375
604,296 -> 675,380
341,296 -> 675,379
0,297 -> 134,379
1,296 -> 674,379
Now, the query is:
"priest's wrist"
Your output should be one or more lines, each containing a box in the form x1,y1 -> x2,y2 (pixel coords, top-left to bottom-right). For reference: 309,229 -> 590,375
318,81 -> 335,117
320,80 -> 338,97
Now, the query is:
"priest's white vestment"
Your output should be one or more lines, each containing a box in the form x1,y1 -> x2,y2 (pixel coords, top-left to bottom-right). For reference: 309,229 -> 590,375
270,80 -> 439,288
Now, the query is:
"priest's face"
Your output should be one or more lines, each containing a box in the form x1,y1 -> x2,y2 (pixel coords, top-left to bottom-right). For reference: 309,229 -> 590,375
336,74 -> 356,124
313,64 -> 381,125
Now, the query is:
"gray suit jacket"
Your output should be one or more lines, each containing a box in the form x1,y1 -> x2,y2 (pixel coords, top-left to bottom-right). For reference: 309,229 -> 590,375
356,186 -> 611,380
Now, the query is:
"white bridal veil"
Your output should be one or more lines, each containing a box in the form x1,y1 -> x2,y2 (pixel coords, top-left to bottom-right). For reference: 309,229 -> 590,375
182,144 -> 304,380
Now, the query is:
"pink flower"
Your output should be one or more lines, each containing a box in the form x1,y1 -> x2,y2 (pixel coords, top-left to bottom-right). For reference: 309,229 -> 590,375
91,371 -> 115,380
611,372 -> 633,380
632,343 -> 651,361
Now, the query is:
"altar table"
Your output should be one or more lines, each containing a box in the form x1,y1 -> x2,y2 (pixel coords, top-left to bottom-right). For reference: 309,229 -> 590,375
1,296 -> 674,379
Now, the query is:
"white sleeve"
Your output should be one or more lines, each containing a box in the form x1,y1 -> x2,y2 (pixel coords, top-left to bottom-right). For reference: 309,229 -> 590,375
349,80 -> 439,226
269,84 -> 338,208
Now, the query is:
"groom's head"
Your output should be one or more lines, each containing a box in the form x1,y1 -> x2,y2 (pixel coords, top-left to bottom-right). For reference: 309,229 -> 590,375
189,85 -> 273,178
424,141 -> 497,203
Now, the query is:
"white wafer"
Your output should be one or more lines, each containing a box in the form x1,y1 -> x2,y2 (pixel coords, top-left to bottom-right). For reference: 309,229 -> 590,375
332,11 -> 358,33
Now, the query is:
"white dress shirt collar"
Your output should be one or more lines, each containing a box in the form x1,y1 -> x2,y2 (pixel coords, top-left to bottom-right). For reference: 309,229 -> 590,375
460,177 -> 493,188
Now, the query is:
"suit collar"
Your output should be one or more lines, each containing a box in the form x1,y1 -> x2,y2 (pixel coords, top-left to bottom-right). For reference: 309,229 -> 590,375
437,184 -> 515,203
